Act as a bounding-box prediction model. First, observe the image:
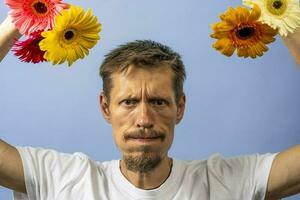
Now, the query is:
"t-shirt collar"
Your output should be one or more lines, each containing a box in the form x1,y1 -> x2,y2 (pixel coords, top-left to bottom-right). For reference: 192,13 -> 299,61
112,158 -> 181,199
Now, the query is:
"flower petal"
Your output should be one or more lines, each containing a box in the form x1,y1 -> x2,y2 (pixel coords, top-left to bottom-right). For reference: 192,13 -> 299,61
40,5 -> 101,66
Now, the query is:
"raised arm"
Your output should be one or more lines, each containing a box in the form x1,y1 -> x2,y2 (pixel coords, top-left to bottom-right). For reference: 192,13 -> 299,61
0,139 -> 26,194
282,27 -> 300,68
265,30 -> 300,198
265,145 -> 300,199
0,15 -> 21,62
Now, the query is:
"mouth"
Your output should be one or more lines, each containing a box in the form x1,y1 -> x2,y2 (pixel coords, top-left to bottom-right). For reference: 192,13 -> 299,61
124,129 -> 166,144
128,136 -> 163,143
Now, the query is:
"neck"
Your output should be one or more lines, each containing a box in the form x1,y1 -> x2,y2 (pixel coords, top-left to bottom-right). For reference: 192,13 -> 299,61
119,156 -> 173,190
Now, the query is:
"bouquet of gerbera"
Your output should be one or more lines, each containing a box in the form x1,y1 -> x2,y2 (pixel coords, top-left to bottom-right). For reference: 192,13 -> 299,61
5,0 -> 102,66
210,0 -> 300,58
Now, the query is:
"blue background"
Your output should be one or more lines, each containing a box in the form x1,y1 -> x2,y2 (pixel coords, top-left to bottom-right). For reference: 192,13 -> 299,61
1,0 -> 300,199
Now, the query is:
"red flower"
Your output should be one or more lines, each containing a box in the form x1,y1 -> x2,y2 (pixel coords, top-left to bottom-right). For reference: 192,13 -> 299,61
12,31 -> 46,64
5,0 -> 69,35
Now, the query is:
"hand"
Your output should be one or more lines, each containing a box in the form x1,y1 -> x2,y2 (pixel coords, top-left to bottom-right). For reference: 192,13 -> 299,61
281,27 -> 300,68
0,15 -> 21,62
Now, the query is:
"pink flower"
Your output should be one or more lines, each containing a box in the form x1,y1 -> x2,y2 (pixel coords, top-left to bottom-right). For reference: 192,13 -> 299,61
5,0 -> 69,35
12,30 -> 46,63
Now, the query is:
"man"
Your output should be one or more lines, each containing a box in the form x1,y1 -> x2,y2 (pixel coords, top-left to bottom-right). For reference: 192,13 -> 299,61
1,16 -> 300,200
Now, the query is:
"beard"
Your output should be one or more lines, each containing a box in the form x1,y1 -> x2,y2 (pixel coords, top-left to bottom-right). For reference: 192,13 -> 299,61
123,149 -> 163,173
122,129 -> 166,173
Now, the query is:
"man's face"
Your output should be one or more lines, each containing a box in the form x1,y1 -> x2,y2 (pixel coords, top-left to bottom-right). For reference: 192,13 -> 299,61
100,65 -> 185,172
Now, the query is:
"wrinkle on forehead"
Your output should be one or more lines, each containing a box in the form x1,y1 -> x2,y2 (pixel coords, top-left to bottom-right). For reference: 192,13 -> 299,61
119,64 -> 172,77
111,65 -> 175,101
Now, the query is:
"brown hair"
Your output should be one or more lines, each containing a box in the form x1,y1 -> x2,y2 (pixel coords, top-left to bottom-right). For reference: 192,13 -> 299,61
99,40 -> 186,104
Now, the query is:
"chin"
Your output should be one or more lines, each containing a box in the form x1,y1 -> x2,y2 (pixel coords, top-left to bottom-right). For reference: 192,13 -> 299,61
123,151 -> 163,173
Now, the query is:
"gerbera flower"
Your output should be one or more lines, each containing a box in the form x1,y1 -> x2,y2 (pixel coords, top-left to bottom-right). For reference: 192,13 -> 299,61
210,4 -> 278,58
39,5 -> 102,66
243,0 -> 300,36
5,0 -> 69,35
12,30 -> 46,63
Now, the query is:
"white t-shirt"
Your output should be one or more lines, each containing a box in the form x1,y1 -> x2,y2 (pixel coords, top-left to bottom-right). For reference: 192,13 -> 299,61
13,146 -> 277,200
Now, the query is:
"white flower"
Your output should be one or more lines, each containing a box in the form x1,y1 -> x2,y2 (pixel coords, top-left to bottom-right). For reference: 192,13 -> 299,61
243,0 -> 300,36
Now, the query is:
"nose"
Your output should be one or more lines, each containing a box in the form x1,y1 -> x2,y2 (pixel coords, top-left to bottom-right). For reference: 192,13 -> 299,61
136,102 -> 154,129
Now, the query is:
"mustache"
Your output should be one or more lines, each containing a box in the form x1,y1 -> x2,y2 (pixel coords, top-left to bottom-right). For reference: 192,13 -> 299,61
124,129 -> 166,141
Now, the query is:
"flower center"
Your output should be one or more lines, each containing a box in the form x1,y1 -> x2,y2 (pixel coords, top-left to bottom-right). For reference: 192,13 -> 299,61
62,29 -> 78,44
64,31 -> 75,40
33,2 -> 48,14
273,0 -> 282,9
30,0 -> 49,16
267,0 -> 287,16
236,26 -> 255,40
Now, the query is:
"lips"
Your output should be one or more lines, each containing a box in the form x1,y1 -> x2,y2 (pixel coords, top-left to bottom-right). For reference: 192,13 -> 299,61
124,130 -> 166,142
128,136 -> 163,143
130,136 -> 161,140
129,137 -> 162,144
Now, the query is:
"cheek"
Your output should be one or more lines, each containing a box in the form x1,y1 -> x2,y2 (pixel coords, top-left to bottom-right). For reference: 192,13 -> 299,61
159,109 -> 177,137
111,107 -> 136,128
154,110 -> 176,149
156,109 -> 177,128
110,108 -> 135,144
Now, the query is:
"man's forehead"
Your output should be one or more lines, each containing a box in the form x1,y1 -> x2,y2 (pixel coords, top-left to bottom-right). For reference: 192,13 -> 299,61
110,66 -> 175,99
111,65 -> 174,83
119,64 -> 174,76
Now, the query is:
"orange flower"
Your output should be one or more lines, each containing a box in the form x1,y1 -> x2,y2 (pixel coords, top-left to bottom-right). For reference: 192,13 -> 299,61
211,4 -> 278,58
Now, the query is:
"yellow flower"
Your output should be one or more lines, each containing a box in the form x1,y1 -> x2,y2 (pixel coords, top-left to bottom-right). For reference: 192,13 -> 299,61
211,5 -> 278,58
243,0 -> 300,36
39,5 -> 101,66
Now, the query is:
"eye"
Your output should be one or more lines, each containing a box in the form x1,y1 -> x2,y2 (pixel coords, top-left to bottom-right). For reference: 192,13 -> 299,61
121,99 -> 138,107
150,99 -> 167,106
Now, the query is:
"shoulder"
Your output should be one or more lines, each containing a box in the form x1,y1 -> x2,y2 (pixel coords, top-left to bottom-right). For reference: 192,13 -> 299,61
16,146 -> 89,164
15,146 -> 117,172
174,153 -> 277,199
175,153 -> 277,177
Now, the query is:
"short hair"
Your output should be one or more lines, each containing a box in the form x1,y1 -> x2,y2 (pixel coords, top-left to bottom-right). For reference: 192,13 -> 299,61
99,40 -> 186,104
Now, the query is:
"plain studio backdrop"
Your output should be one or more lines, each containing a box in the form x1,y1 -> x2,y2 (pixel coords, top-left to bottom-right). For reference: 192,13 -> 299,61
1,0 -> 300,199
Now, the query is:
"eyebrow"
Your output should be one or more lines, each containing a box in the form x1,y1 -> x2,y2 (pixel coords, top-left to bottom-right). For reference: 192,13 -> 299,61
118,95 -> 172,102
148,96 -> 170,101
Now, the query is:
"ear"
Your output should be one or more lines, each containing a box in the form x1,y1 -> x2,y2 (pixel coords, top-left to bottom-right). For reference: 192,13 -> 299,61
176,94 -> 186,124
99,92 -> 111,123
